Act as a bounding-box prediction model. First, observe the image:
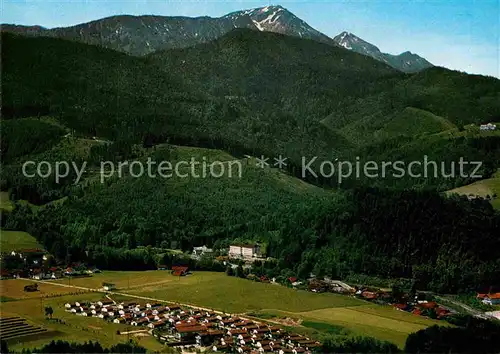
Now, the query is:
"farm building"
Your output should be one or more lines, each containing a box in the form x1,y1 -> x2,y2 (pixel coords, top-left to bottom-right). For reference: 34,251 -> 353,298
171,266 -> 189,276
192,246 -> 213,258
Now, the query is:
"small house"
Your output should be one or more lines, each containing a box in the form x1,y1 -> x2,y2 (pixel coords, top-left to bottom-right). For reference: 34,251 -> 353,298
480,123 -> 497,131
192,246 -> 213,258
31,269 -> 45,280
477,293 -> 500,305
148,320 -> 167,329
171,266 -> 189,276
131,318 -> 149,326
97,300 -> 114,307
102,282 -> 116,291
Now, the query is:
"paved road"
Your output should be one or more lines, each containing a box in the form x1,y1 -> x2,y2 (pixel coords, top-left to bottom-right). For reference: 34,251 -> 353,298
433,295 -> 490,318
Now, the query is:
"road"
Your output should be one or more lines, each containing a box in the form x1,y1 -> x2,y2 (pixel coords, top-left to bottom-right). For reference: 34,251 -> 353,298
433,295 -> 491,319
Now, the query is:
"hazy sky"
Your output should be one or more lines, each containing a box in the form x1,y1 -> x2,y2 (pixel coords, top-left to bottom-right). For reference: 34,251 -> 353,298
2,0 -> 499,77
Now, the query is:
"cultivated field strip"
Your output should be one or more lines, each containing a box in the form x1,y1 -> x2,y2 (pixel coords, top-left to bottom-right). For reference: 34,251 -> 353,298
0,316 -> 47,340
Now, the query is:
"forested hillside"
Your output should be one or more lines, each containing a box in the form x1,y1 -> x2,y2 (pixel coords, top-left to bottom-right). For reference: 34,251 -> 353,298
1,32 -> 203,140
4,30 -> 499,191
2,28 -> 500,295
274,188 -> 500,293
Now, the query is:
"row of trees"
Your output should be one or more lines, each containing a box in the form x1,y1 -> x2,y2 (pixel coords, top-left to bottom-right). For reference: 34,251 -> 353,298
1,340 -> 147,353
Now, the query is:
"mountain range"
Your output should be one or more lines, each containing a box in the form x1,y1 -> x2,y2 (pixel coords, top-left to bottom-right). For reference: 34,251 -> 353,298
1,5 -> 432,73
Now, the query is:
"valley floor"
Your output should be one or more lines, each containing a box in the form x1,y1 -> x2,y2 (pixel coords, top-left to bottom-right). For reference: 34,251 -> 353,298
1,271 -> 447,350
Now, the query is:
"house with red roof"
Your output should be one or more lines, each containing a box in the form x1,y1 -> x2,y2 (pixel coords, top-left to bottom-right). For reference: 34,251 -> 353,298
171,266 -> 189,276
477,293 -> 500,305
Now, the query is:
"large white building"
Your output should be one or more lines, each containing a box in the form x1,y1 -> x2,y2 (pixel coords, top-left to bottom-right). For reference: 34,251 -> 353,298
228,244 -> 261,260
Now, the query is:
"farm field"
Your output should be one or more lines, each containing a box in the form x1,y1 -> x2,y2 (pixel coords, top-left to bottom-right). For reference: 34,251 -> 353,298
0,230 -> 43,253
0,284 -> 164,351
53,270 -> 176,290
0,316 -> 50,343
0,279 -> 87,300
258,304 -> 447,348
124,272 -> 448,348
447,169 -> 500,209
3,271 -> 448,349
55,271 -> 364,311
125,271 -> 365,312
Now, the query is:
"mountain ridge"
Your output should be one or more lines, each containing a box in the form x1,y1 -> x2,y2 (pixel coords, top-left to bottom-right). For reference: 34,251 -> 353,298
333,31 -> 433,73
1,5 -> 431,72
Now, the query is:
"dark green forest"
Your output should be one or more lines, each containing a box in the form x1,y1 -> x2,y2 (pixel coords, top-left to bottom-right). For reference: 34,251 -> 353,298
1,29 -> 500,296
3,31 -> 500,192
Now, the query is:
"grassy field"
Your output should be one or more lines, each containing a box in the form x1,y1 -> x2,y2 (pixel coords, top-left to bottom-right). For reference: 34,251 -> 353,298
0,280 -> 164,351
255,305 -> 446,348
122,271 -> 444,347
53,270 -> 176,290
125,272 -> 447,348
3,271 -> 447,349
0,279 -> 88,300
54,271 -> 364,312
447,169 -> 500,209
0,191 -> 14,212
125,271 -> 365,313
0,230 -> 43,253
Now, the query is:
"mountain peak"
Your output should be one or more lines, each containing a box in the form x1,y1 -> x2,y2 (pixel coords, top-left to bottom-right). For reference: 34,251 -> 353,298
223,4 -> 336,45
333,31 -> 433,73
333,31 -> 380,53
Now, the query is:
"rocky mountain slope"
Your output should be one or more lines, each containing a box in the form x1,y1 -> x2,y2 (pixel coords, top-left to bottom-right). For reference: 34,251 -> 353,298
333,31 -> 433,73
2,5 -> 430,72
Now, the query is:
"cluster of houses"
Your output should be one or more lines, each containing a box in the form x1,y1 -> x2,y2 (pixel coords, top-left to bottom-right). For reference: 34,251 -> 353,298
0,251 -> 100,281
64,300 -> 321,353
480,123 -> 497,131
392,301 -> 451,319
1,248 -> 51,279
8,248 -> 47,264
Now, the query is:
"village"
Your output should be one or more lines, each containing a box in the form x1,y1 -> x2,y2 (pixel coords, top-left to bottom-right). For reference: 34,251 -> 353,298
0,247 -> 100,280
2,242 -> 500,329
64,298 -> 321,353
